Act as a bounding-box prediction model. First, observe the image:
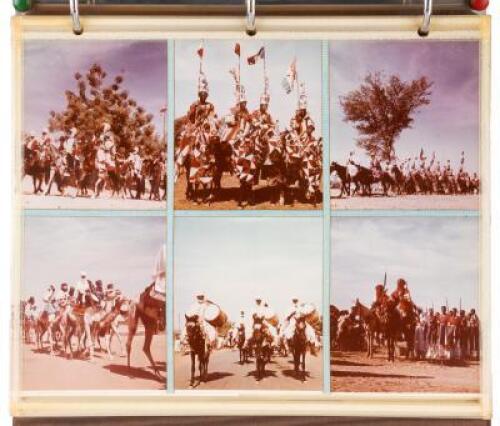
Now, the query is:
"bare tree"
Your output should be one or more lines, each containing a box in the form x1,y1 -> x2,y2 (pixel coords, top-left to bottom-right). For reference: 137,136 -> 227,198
340,72 -> 432,161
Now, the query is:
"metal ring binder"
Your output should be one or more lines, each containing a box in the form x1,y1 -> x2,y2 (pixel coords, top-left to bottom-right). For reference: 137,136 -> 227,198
69,0 -> 83,34
246,0 -> 256,35
418,0 -> 433,36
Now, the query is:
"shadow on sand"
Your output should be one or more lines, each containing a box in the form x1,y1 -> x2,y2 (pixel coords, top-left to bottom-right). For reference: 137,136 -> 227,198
331,359 -> 383,367
282,369 -> 311,381
103,363 -> 166,383
246,369 -> 277,380
331,369 -> 433,380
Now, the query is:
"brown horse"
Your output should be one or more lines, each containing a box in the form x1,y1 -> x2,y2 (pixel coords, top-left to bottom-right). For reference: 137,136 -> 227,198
352,299 -> 381,358
23,147 -> 46,194
290,313 -> 308,382
185,315 -> 211,387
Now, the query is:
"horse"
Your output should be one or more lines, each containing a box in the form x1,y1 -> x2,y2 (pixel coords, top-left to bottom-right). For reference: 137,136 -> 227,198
352,299 -> 381,358
126,284 -> 164,379
351,163 -> 394,197
376,300 -> 403,362
396,299 -> 418,360
289,313 -> 307,381
250,319 -> 272,381
23,147 -> 46,194
330,161 -> 350,197
236,324 -> 248,365
329,305 -> 344,351
184,315 -> 211,387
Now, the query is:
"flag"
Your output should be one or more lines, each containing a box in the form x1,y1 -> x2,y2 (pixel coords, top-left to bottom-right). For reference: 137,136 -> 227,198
234,43 -> 241,57
282,58 -> 297,94
196,42 -> 204,58
247,47 -> 265,65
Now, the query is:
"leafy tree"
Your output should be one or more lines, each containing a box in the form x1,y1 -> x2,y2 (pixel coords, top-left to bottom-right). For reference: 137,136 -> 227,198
48,63 -> 163,155
340,72 -> 432,161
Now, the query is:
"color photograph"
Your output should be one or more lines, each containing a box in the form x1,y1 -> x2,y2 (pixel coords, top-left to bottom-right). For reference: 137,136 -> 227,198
174,40 -> 323,210
174,217 -> 323,390
20,216 -> 167,390
22,41 -> 167,209
330,216 -> 481,393
329,41 -> 480,210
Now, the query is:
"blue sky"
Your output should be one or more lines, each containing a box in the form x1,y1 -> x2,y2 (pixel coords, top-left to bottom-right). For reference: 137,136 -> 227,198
174,217 -> 323,329
23,40 -> 167,136
22,216 -> 166,302
331,216 -> 480,312
175,40 -> 322,133
330,41 -> 480,173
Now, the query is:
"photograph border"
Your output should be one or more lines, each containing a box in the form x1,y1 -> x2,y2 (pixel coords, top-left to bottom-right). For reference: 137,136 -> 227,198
10,14 -> 491,419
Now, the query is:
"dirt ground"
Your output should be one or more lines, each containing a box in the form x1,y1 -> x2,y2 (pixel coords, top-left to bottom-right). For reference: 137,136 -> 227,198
22,177 -> 166,210
175,175 -> 322,210
175,347 -> 323,390
330,193 -> 479,210
21,331 -> 166,391
331,351 -> 480,393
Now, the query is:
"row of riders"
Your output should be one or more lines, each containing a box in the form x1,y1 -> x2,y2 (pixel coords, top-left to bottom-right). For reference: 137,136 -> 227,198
330,279 -> 480,363
181,293 -> 321,386
22,264 -> 167,379
175,74 -> 322,207
330,151 -> 480,197
23,124 -> 167,201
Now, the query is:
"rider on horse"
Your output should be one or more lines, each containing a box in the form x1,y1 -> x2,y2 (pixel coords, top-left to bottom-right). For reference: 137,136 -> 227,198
283,297 -> 319,356
182,292 -> 217,348
244,296 -> 274,349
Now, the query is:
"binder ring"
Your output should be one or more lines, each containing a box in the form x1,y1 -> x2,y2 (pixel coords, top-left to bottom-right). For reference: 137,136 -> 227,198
69,0 -> 83,35
418,0 -> 433,36
245,0 -> 256,36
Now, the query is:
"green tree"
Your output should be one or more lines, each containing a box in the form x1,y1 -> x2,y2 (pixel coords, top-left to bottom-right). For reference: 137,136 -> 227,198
48,63 -> 163,155
340,72 -> 432,161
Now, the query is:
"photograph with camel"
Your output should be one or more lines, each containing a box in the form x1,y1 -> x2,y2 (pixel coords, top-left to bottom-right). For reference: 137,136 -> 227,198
330,216 -> 481,393
21,40 -> 167,210
19,216 -> 167,391
173,217 -> 323,390
329,41 -> 481,210
174,40 -> 322,210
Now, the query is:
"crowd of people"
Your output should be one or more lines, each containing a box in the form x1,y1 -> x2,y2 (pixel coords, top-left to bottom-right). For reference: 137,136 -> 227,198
23,124 -> 167,201
175,43 -> 322,207
180,293 -> 322,357
331,150 -> 480,197
333,279 -> 480,363
22,246 -> 167,363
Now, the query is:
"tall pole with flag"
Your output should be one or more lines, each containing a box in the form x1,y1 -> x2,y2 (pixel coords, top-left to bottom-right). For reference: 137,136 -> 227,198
235,42 -> 241,101
197,40 -> 204,91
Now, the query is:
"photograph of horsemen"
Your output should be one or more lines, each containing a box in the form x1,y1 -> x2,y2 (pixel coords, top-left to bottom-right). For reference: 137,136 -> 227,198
19,217 -> 167,390
22,41 -> 167,210
330,216 -> 480,393
174,40 -> 322,209
329,41 -> 480,210
173,217 -> 323,390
